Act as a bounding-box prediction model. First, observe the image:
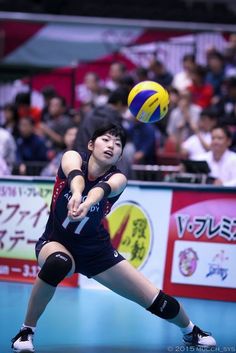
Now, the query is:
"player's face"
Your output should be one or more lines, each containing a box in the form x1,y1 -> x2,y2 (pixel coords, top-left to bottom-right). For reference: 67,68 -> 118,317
90,133 -> 123,164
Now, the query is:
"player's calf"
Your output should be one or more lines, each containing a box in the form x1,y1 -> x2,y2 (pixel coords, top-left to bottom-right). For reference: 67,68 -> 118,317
147,290 -> 216,348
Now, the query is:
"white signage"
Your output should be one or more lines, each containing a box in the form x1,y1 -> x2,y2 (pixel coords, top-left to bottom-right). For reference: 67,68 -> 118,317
171,240 -> 236,289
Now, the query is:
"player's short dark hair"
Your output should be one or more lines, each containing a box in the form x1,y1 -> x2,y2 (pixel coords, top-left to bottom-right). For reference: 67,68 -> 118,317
90,122 -> 127,150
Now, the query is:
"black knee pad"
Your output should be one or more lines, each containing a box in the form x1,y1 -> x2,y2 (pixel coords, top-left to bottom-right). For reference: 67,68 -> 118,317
38,252 -> 73,287
147,290 -> 180,320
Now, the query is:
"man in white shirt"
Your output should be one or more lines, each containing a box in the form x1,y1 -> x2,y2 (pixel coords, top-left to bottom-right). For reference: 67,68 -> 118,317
194,125 -> 236,186
181,109 -> 218,159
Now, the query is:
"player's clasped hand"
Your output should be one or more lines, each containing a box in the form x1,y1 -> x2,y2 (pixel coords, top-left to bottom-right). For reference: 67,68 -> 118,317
67,192 -> 83,221
71,202 -> 90,221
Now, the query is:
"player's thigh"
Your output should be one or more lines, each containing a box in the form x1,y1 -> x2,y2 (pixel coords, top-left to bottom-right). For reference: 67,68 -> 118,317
93,260 -> 159,308
38,241 -> 75,277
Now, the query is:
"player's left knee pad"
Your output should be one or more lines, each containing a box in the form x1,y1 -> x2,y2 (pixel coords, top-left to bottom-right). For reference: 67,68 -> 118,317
147,290 -> 180,320
38,251 -> 73,287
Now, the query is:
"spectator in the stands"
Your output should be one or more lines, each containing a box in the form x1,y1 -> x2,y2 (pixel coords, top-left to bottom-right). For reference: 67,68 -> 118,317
134,66 -> 149,83
187,64 -> 214,108
76,72 -> 106,109
0,127 -> 16,172
224,33 -> 236,78
69,108 -> 83,126
172,53 -> 196,92
167,90 -> 202,151
180,109 -> 218,159
1,103 -> 19,138
149,59 -> 173,89
194,125 -> 236,186
41,125 -> 78,177
104,61 -> 127,91
16,116 -> 49,175
213,76 -> 236,127
125,117 -> 157,165
168,88 -> 181,112
15,92 -> 42,125
159,87 -> 180,138
40,86 -> 57,123
214,74 -> 236,153
120,74 -> 135,92
37,95 -> 72,154
205,51 -> 225,104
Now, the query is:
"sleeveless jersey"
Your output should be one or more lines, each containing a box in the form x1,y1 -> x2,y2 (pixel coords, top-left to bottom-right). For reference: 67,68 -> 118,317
40,152 -> 124,250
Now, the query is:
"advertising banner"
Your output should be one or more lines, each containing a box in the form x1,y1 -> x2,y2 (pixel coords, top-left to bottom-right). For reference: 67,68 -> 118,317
164,190 -> 236,301
0,179 -> 78,287
171,241 -> 236,288
1,178 -> 236,300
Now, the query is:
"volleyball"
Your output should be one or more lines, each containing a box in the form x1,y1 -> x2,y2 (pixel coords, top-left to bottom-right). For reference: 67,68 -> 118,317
127,80 -> 169,123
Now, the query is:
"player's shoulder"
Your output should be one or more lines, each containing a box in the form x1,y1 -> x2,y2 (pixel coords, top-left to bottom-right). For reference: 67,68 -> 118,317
102,166 -> 125,181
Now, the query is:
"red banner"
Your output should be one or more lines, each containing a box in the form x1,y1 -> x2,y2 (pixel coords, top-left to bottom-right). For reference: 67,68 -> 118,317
164,190 -> 236,301
0,257 -> 78,287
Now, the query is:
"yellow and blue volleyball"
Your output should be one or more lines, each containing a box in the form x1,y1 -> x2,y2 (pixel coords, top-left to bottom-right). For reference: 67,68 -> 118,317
128,80 -> 169,123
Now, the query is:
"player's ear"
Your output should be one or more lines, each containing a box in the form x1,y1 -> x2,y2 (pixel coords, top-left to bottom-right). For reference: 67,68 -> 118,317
88,140 -> 94,152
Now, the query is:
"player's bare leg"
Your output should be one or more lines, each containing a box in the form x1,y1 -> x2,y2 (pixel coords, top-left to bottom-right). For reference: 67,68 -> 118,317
94,260 -> 216,347
11,241 -> 75,353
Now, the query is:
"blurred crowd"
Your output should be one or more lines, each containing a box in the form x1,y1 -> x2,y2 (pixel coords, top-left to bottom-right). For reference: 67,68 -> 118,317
1,33 -> 236,186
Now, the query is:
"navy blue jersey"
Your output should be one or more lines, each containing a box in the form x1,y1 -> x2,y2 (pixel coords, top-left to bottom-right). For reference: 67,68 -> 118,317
40,152 -> 124,250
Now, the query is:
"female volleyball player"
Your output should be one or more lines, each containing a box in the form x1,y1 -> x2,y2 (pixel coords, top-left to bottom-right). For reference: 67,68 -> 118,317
11,123 -> 216,352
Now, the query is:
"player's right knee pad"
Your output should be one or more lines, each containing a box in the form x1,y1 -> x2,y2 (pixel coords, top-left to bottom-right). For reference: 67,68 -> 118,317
38,251 -> 73,287
147,290 -> 180,320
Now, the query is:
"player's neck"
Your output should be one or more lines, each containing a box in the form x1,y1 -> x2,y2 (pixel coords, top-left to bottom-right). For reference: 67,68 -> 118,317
88,156 -> 111,180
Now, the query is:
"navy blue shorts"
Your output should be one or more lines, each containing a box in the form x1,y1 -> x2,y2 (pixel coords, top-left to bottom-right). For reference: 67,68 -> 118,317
35,238 -> 125,278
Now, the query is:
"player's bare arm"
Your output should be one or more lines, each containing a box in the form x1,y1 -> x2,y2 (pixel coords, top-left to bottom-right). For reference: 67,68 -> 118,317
73,173 -> 127,220
61,150 -> 83,179
61,150 -> 85,218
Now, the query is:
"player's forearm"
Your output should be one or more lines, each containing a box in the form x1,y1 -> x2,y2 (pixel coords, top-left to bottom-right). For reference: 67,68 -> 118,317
84,187 -> 105,208
70,175 -> 85,195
